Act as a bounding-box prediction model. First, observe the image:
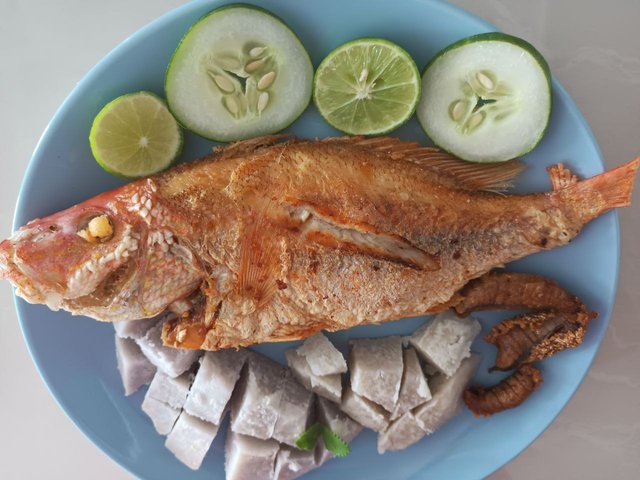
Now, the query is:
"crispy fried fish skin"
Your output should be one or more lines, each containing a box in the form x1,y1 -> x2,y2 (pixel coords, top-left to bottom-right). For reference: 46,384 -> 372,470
463,364 -> 543,416
0,135 -> 637,350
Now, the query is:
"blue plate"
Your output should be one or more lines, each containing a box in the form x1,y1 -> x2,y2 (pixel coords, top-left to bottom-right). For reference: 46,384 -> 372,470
14,0 -> 617,479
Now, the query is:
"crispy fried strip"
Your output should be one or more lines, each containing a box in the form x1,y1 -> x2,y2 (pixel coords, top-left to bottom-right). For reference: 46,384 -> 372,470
528,326 -> 588,363
452,271 -> 596,370
463,364 -> 543,416
452,271 -> 586,316
485,310 -> 594,370
487,311 -> 564,370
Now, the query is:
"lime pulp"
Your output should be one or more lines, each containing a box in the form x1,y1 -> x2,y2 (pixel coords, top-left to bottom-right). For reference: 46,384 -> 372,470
89,91 -> 183,179
313,38 -> 421,135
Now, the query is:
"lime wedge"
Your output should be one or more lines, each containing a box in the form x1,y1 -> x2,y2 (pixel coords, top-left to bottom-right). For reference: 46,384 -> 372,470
313,38 -> 421,135
89,92 -> 183,179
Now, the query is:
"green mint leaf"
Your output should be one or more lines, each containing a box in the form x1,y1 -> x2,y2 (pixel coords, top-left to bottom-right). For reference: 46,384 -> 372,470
321,426 -> 351,458
295,423 -> 323,451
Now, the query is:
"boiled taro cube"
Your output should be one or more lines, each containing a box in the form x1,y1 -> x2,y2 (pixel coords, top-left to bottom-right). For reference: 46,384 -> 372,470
409,311 -> 481,377
377,412 -> 426,454
115,334 -> 156,396
272,372 -> 314,447
349,336 -> 403,412
225,431 -> 279,480
147,370 -> 192,409
165,412 -> 219,470
423,362 -> 440,377
340,385 -> 389,432
141,394 -> 180,435
316,397 -> 363,464
379,354 -> 480,454
184,349 -> 248,424
113,316 -> 160,340
230,354 -> 287,440
136,320 -> 201,377
297,332 -> 347,376
285,349 -> 342,403
414,354 -> 481,434
274,446 -> 318,480
390,348 -> 431,420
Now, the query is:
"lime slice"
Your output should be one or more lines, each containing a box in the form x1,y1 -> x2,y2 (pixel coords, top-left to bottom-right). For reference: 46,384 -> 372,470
313,38 -> 421,135
89,91 -> 183,179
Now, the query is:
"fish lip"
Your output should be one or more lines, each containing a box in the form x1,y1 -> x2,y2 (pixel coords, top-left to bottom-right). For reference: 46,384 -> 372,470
0,239 -> 11,277
0,239 -> 48,304
0,222 -> 141,308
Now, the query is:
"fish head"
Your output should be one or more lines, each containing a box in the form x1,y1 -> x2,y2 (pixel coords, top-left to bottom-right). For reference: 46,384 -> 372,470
0,182 -> 202,321
0,189 -> 141,311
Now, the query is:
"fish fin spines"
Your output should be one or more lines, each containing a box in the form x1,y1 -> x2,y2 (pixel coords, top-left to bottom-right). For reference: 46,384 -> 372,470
301,213 -> 440,271
237,207 -> 282,309
408,154 -> 526,192
564,157 -> 640,212
215,134 -> 291,159
322,136 -> 428,160
323,136 -> 525,192
547,163 -> 579,190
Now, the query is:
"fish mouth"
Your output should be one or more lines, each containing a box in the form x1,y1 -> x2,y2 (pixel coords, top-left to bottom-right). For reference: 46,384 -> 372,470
0,227 -> 142,315
1,241 -> 141,318
0,238 -> 58,307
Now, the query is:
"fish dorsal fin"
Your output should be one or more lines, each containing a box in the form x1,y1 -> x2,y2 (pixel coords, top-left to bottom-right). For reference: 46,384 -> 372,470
547,163 -> 579,190
323,136 -> 525,192
215,134 -> 290,160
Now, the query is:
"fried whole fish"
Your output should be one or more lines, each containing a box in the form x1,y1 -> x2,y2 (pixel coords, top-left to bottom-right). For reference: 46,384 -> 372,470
0,136 -> 637,351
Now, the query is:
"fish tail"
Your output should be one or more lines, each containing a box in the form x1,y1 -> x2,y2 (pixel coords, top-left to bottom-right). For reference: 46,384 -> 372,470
552,157 -> 640,220
581,157 -> 640,209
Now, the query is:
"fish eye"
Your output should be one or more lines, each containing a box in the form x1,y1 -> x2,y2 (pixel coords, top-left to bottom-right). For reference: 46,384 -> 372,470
77,214 -> 114,243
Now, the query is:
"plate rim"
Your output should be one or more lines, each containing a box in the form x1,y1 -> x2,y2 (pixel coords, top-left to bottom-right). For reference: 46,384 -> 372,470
12,0 -> 620,479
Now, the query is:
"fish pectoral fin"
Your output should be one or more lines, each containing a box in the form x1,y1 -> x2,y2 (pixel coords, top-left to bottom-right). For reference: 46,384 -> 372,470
297,207 -> 439,271
323,136 -> 525,192
547,163 -> 579,190
236,207 -> 283,309
215,134 -> 291,159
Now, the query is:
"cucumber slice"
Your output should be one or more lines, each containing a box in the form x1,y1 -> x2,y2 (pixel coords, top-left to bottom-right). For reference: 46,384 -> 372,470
416,32 -> 552,163
165,5 -> 313,142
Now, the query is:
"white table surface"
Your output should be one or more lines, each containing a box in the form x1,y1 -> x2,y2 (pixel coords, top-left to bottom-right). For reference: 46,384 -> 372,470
1,1 -> 639,479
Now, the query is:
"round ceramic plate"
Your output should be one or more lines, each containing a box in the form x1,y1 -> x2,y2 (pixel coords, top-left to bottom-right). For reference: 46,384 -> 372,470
14,0 -> 618,479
